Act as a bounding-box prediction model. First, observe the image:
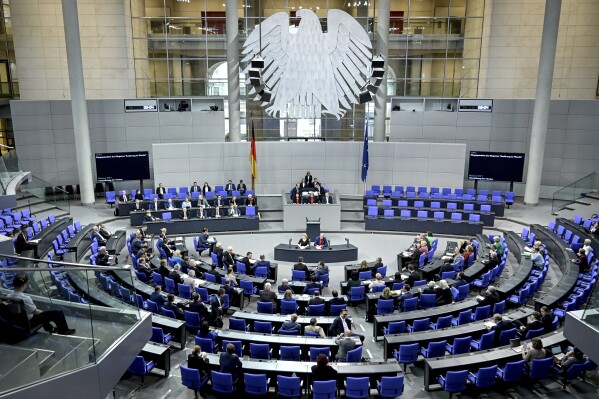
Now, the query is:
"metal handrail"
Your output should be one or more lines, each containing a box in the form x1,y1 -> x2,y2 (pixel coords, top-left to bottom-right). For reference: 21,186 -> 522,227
0,253 -> 128,271
551,171 -> 597,214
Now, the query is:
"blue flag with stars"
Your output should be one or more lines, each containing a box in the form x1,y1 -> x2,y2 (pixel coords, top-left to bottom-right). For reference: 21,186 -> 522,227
361,122 -> 369,182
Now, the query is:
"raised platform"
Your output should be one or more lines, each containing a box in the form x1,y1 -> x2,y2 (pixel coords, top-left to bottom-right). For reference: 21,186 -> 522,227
273,243 -> 358,263
282,191 -> 341,231
142,217 -> 259,235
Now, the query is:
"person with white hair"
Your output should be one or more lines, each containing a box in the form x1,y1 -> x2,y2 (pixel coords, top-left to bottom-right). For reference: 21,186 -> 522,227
583,239 -> 593,256
182,269 -> 196,288
368,273 -> 385,290
91,225 -> 107,246
223,246 -> 235,269
259,282 -> 277,305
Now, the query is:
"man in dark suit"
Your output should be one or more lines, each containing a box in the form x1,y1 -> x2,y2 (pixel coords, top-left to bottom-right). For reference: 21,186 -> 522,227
133,199 -> 144,211
119,190 -> 129,203
156,183 -> 167,199
421,281 -> 437,295
329,308 -> 364,342
198,228 -> 216,254
439,260 -> 455,274
405,265 -> 421,287
308,291 -> 325,305
237,180 -> 247,195
372,257 -> 384,277
131,233 -> 144,255
169,264 -> 183,286
164,294 -> 184,319
321,192 -> 333,204
280,313 -> 301,332
396,284 -> 414,312
255,254 -> 270,269
313,182 -> 324,200
190,181 -> 201,193
540,306 -> 554,333
329,290 -> 346,306
241,252 -> 255,275
211,289 -> 225,326
313,233 -> 328,249
304,171 -> 313,187
161,238 -> 174,258
477,286 -> 500,308
258,282 -> 277,305
290,183 -> 300,200
205,264 -> 219,277
223,246 -> 235,270
188,292 -> 210,319
158,259 -> 170,279
95,247 -> 111,266
518,311 -> 544,338
335,331 -> 356,361
149,286 -> 166,308
452,272 -> 468,288
220,343 -> 243,379
225,180 -> 235,194
277,279 -> 291,293
221,279 -> 236,299
90,226 -> 107,246
149,198 -> 161,211
14,226 -> 35,254
489,314 -> 517,345
303,277 -> 323,294
293,257 -> 309,275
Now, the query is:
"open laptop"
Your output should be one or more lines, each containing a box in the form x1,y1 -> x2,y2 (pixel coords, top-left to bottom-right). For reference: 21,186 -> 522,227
510,338 -> 523,352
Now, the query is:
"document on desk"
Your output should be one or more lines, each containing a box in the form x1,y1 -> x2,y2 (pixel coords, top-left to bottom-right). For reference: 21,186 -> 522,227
29,239 -> 41,244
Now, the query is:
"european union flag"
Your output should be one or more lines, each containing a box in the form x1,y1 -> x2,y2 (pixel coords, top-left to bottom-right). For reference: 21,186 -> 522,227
361,123 -> 369,182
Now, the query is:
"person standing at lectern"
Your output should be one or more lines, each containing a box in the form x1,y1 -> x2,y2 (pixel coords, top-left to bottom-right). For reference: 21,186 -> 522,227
156,183 -> 167,199
314,233 -> 329,250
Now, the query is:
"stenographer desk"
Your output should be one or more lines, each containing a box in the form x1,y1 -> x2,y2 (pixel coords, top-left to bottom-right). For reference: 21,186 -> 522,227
141,216 -> 259,235
365,217 -> 483,236
274,244 -> 358,263
423,331 -> 566,391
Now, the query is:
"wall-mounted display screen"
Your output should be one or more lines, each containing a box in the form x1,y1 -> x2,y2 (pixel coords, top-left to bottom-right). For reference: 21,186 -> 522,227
95,151 -> 150,182
468,151 -> 525,182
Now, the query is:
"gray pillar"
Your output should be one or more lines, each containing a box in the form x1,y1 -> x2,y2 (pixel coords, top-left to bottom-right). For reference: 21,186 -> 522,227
524,0 -> 562,205
61,0 -> 94,205
373,0 -> 390,142
226,0 -> 241,142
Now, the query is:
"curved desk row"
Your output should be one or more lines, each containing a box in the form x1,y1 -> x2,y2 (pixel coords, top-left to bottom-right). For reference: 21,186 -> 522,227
231,310 -> 339,336
365,206 -> 495,227
365,217 -> 483,236
556,217 -> 599,255
192,259 -> 267,289
34,218 -> 73,258
531,224 -> 579,311
363,197 -> 505,217
119,196 -> 257,217
106,230 -> 126,255
141,216 -> 259,235
384,307 -> 533,358
130,206 -> 258,227
274,244 -> 358,263
423,331 -> 566,391
65,223 -> 94,260
496,232 -> 532,299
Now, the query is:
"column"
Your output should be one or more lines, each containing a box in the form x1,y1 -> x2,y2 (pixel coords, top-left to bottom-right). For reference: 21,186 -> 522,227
226,0 -> 241,142
61,0 -> 94,205
524,0 -> 562,205
373,0 -> 390,142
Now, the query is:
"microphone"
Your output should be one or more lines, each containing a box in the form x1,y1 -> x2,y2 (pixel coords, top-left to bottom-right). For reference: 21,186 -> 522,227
345,238 -> 349,248
288,238 -> 292,248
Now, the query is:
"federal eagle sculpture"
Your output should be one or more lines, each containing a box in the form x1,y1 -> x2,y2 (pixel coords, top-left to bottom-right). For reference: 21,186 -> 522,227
242,9 -> 374,119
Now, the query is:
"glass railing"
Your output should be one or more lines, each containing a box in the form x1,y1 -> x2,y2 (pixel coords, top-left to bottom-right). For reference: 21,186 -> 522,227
0,254 -> 142,395
580,273 -> 599,331
551,172 -> 598,214
20,175 -> 71,215
0,148 -> 23,195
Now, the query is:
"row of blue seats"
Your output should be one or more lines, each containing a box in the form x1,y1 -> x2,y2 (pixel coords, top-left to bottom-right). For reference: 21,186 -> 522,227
50,220 -> 84,258
1,208 -> 37,236
367,207 -> 484,222
544,222 -> 595,259
366,186 -> 514,202
367,199 -> 493,212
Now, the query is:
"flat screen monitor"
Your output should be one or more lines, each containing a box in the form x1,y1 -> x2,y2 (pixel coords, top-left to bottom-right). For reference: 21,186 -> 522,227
95,151 -> 150,182
468,151 -> 525,182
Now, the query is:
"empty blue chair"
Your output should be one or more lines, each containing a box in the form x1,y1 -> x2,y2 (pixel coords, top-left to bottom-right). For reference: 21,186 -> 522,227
434,211 -> 445,219
447,202 -> 457,210
377,376 -> 404,398
419,293 -> 437,309
498,328 -> 517,346
180,365 -> 209,397
382,199 -> 392,207
281,300 -> 298,315
280,346 -> 301,361
468,365 -> 497,389
249,343 -> 271,360
397,200 -> 408,207
257,301 -> 274,314
229,317 -> 250,332
377,299 -> 394,315
278,376 -> 302,398
383,321 -> 406,335
455,284 -> 469,301
417,210 -> 428,218
312,380 -> 336,399
497,360 -> 525,383
527,357 -> 554,380
309,347 -> 330,362
240,280 -> 257,301
493,300 -> 506,314
371,285 -> 385,293
211,371 -> 234,394
414,201 -> 425,208
393,343 -> 419,372
430,315 -> 453,330
349,286 -> 366,304
446,336 -> 472,355
402,297 -> 418,312
470,330 -> 495,351
471,305 -> 491,321
421,340 -> 447,358
345,377 -> 369,399
164,277 -> 176,294
329,303 -> 346,316
451,310 -> 472,326
451,213 -> 462,221
480,204 -> 491,212
127,356 -> 155,386
472,272 -> 491,293
178,283 -> 192,299
367,206 -> 378,218
469,214 -> 481,222
359,270 -> 372,279
441,271 -> 456,280
408,318 -> 430,333
346,346 -> 363,363
383,209 -> 394,218
161,308 -> 176,319
254,321 -> 273,334
292,270 -> 306,281
183,311 -> 201,332
308,303 -> 325,316
438,370 -> 468,399
400,209 -> 411,218
146,300 -> 159,313
246,206 -> 256,217
524,327 -> 545,340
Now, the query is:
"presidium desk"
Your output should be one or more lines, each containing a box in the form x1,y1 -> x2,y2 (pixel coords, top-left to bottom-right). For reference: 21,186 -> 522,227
274,243 -> 358,263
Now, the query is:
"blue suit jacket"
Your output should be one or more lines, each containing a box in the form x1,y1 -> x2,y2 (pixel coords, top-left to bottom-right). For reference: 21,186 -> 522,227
313,236 -> 329,247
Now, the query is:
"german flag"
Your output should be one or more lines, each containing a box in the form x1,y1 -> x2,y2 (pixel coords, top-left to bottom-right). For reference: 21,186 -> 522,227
250,121 -> 257,181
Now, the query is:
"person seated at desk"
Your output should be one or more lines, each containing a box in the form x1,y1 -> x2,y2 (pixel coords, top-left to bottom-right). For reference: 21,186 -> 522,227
305,317 -> 326,337
205,263 -> 219,278
346,271 -> 361,290
591,221 -> 599,235
372,257 -> 385,277
555,347 -> 586,371
96,247 -> 111,266
212,194 -> 224,208
308,291 -> 325,306
530,247 -> 544,269
583,239 -> 592,256
312,261 -> 329,280
8,275 -> 75,335
259,282 -> 277,305
202,182 -> 211,196
164,293 -> 184,319
157,259 -> 170,279
381,287 -> 393,300
137,257 -> 153,278
190,181 -> 201,193
224,246 -> 236,270
118,190 -> 129,203
148,197 -> 161,211
224,268 -> 237,286
335,331 -> 356,362
144,210 -> 158,222
436,280 -> 453,305
321,191 -> 333,204
405,265 -> 421,287
280,313 -> 301,333
278,279 -> 291,293
134,190 -> 143,200
476,285 -> 499,308
181,197 -> 192,219
156,183 -> 167,199
187,345 -> 208,376
304,277 -> 323,295
222,279 -> 236,299
211,289 -> 225,327
197,194 -> 210,208
133,198 -> 144,211
452,272 -> 468,289
98,224 -> 112,240
229,195 -> 240,207
314,233 -> 329,250
228,202 -> 240,218
188,294 -> 210,319
197,204 -> 207,219
182,269 -> 196,288
165,198 -> 177,210
297,233 -> 310,249
329,290 -> 345,306
397,285 -> 414,312
482,251 -> 500,268
225,180 -> 235,194
405,243 -> 420,268
161,238 -> 174,258
312,354 -> 338,381
420,281 -> 437,295
220,343 -> 242,378
213,243 -> 224,267
517,311 -> 544,338
91,225 -> 107,246
213,200 -> 223,218
199,228 -> 216,254
491,235 -> 504,257
255,254 -> 270,269
368,273 -> 385,291
439,259 -> 456,275
237,180 -> 247,195
293,257 -> 309,274
303,192 -> 317,204
245,194 -> 257,207
290,183 -> 300,200
329,308 -> 365,342
241,252 -> 256,274
150,285 -> 166,308
169,264 -> 183,286
571,248 -> 590,273
522,338 -> 546,365
14,226 -> 36,254
292,193 -> 302,204
463,245 -> 475,266
196,320 -> 218,342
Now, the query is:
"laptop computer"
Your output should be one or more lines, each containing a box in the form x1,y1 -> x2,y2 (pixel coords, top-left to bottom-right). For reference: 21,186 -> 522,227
510,338 -> 521,348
